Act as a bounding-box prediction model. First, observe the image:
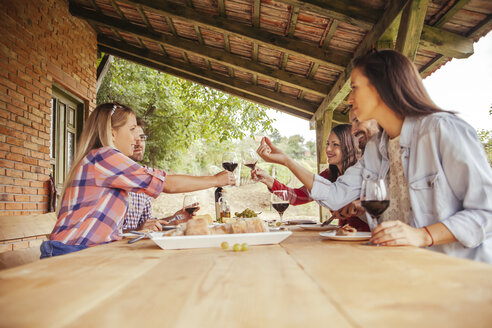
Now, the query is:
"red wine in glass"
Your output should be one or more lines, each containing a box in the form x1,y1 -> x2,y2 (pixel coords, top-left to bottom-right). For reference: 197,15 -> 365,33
361,200 -> 390,217
360,179 -> 389,233
222,162 -> 238,172
245,162 -> 257,170
184,206 -> 199,215
272,203 -> 289,214
271,190 -> 289,225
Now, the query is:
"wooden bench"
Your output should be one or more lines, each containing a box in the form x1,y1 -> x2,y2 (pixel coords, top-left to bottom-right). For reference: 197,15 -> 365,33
0,212 -> 57,270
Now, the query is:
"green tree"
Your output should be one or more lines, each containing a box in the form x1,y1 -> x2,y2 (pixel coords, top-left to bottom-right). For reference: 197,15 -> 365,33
97,58 -> 275,170
306,140 -> 316,157
286,135 -> 306,159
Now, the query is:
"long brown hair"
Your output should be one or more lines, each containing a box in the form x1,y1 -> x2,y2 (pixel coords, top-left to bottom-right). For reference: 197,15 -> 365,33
352,49 -> 451,117
331,124 -> 359,175
56,102 -> 135,214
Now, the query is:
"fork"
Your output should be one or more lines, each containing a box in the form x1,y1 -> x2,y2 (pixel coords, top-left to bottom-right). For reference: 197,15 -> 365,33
321,216 -> 336,226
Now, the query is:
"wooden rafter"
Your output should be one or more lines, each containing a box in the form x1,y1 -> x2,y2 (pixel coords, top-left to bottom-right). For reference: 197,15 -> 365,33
321,19 -> 339,49
434,0 -> 470,28
253,0 -> 261,28
115,0 -> 350,70
287,6 -> 300,37
273,0 -> 380,30
98,37 -> 317,115
69,4 -> 330,97
218,0 -> 226,17
312,0 -> 410,122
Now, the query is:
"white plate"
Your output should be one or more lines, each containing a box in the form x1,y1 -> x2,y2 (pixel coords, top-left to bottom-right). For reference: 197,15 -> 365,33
149,231 -> 292,250
319,231 -> 371,241
299,224 -> 338,231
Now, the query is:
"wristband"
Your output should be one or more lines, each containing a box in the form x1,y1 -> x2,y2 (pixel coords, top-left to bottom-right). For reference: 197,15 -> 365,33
424,226 -> 434,247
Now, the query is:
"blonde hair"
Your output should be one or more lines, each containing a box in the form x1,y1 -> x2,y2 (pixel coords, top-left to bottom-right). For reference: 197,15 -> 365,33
56,102 -> 135,214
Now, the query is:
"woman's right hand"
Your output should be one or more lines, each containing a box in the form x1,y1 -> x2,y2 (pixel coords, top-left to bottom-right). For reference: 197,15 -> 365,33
252,168 -> 275,189
257,137 -> 288,165
214,170 -> 236,187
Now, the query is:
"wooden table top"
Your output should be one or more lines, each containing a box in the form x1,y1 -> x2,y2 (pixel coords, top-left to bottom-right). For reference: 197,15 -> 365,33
1,229 -> 491,328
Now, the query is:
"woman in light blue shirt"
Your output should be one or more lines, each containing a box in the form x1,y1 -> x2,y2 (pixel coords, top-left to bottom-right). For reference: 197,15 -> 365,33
257,49 -> 492,263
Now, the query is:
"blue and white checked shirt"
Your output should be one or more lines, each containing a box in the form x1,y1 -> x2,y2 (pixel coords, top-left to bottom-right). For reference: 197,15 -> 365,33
123,192 -> 156,230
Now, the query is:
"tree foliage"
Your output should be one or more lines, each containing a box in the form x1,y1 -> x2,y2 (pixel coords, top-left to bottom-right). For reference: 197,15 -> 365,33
97,58 -> 275,170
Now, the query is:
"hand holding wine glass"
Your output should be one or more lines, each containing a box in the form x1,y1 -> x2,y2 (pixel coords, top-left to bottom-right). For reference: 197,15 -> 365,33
360,178 -> 389,232
271,190 -> 289,226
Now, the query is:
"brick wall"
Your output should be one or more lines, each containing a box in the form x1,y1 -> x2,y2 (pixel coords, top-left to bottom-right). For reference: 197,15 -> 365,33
0,0 -> 97,216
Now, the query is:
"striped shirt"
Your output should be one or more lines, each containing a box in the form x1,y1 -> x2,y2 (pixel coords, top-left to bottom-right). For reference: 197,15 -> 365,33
123,192 -> 155,230
50,147 -> 166,246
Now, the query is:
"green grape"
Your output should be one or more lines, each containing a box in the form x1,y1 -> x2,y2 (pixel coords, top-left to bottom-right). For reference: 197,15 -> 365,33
221,241 -> 229,250
276,221 -> 281,227
241,243 -> 249,251
233,243 -> 241,252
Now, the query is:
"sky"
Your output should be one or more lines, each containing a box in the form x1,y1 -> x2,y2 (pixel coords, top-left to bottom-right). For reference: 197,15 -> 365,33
268,32 -> 492,142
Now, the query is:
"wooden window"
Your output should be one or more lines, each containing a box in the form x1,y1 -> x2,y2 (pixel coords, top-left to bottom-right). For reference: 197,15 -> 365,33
50,88 -> 84,192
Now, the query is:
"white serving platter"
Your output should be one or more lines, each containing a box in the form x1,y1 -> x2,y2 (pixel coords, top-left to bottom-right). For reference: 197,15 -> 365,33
149,231 -> 292,250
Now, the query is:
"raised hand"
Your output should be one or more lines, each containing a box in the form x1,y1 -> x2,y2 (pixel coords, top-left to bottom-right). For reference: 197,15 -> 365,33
251,167 -> 274,189
256,137 -> 288,165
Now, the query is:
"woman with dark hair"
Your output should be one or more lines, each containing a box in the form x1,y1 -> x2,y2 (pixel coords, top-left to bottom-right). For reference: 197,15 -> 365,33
253,124 -> 369,231
257,49 -> 492,263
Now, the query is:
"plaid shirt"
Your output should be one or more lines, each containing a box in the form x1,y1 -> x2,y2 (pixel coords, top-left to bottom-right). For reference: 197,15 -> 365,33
123,192 -> 156,230
51,147 -> 166,246
270,167 -> 333,205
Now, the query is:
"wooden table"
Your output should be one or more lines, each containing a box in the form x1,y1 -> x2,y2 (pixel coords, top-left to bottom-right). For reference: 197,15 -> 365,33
1,230 -> 491,327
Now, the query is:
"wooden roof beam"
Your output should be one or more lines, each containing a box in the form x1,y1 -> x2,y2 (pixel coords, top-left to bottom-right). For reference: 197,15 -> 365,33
273,0 -> 474,58
312,0 -> 410,123
420,25 -> 473,59
69,4 -> 331,97
273,0 -> 380,30
99,45 -> 313,120
98,37 -> 316,115
395,0 -> 428,60
116,0 -> 350,70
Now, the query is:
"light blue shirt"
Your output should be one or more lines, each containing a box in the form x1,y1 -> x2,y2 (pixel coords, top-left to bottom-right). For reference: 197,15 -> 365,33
311,113 -> 492,263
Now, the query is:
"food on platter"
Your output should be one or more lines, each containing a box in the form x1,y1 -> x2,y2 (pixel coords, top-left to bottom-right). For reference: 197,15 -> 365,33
194,214 -> 213,224
335,224 -> 357,236
185,218 -> 210,235
164,217 -> 268,237
234,208 -> 258,218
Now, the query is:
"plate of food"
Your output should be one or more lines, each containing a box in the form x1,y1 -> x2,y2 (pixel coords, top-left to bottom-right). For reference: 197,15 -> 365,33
319,224 -> 371,241
298,224 -> 338,231
148,217 -> 292,250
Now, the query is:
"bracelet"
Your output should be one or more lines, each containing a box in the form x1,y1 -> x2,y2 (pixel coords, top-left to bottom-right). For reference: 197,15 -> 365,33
423,226 -> 434,247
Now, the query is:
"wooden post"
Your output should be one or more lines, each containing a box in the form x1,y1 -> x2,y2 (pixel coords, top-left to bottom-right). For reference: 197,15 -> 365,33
395,0 -> 428,60
316,110 -> 333,222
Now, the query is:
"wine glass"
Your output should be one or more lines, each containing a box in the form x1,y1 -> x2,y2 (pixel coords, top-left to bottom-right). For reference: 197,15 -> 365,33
271,190 -> 289,225
222,151 -> 238,173
360,178 -> 389,231
242,148 -> 258,170
183,194 -> 199,215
